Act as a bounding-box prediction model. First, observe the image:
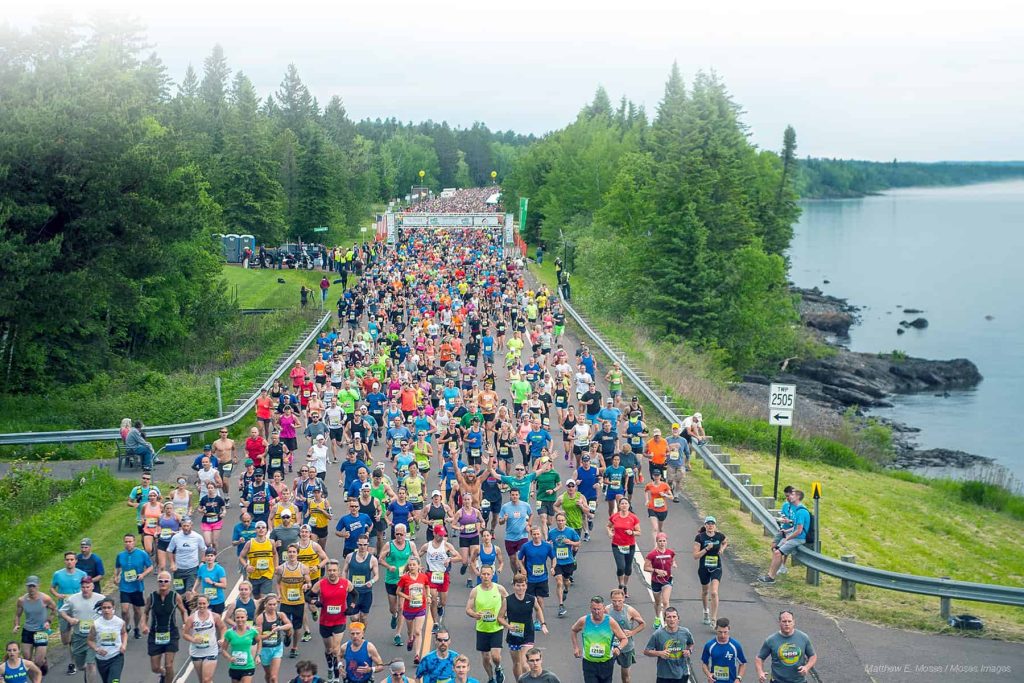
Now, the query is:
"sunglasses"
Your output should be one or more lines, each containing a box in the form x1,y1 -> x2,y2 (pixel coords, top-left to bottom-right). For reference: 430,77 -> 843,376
158,579 -> 171,584
435,637 -> 450,642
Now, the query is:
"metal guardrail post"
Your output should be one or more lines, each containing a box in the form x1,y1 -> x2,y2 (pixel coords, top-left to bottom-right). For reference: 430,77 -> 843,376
940,578 -> 951,620
840,555 -> 857,600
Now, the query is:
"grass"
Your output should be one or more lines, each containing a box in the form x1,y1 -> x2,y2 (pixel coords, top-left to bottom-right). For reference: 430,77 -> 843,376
220,264 -> 335,309
528,254 -> 1024,639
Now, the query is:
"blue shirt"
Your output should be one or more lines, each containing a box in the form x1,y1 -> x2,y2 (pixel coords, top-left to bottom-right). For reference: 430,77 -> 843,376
232,522 -> 258,556
525,429 -> 552,459
701,637 -> 747,682
575,465 -> 599,499
779,501 -> 796,531
548,526 -> 580,565
116,549 -> 152,593
388,500 -> 415,528
604,465 -> 626,494
500,501 -> 533,541
336,513 -> 374,551
597,407 -> 621,430
499,473 -> 536,501
51,569 -> 86,607
791,505 -> 811,541
415,648 -> 461,683
197,563 -> 227,605
340,459 -> 369,489
387,427 -> 412,454
366,392 -> 387,413
518,541 -> 555,582
482,336 -> 494,355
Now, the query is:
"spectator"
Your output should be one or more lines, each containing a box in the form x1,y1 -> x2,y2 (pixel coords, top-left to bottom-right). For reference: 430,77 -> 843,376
125,420 -> 158,471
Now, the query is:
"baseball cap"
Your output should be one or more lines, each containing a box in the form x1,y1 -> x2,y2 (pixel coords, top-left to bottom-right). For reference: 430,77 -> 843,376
80,575 -> 94,584
433,525 -> 447,537
582,455 -> 591,462
254,467 -> 265,475
244,458 -> 254,466
80,538 -> 92,547
431,490 -> 442,497
360,483 -> 372,491
694,412 -> 703,421
281,509 -> 292,517
671,423 -> 680,430
204,547 -> 217,556
203,444 -> 212,451
26,575 -> 40,587
255,521 -> 267,529
704,515 -> 717,524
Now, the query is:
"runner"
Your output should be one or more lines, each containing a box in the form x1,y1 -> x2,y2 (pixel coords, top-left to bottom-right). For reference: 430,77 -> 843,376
167,516 -> 207,601
339,622 -> 383,683
574,456 -> 601,542
547,512 -> 580,618
644,469 -> 673,539
418,527 -> 460,630
394,557 -> 430,660
198,482 -> 227,549
58,575 -> 104,681
516,527 -> 554,629
86,598 -> 127,683
14,576 -> 56,674
342,536 -> 379,627
2,642 -> 42,683
497,489 -> 532,573
465,565 -> 507,683
194,548 -> 228,615
296,527 -> 329,646
502,573 -> 547,682
114,533 -> 153,639
222,607 -> 260,683
240,521 -> 278,598
700,618 -> 747,683
606,498 -> 641,597
643,533 -> 677,629
255,594 -> 292,683
694,517 -> 728,626
379,524 -> 417,634
642,607 -> 694,683
570,595 -> 629,683
755,611 -> 816,683
453,493 -> 485,588
182,593 -> 225,683
275,544 -> 311,657
142,570 -> 188,683
156,502 -> 182,572
415,629 -> 460,683
213,427 -> 238,504
605,589 -> 645,683
309,560 -> 352,683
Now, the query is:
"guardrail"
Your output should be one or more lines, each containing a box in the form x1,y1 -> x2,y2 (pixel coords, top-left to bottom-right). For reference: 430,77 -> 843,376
0,311 -> 332,445
553,287 -> 1024,611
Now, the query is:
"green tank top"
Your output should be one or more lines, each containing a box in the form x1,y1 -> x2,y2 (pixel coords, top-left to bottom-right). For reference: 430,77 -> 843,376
474,584 -> 502,633
560,492 -> 583,530
371,482 -> 387,504
582,614 -> 614,663
224,628 -> 257,669
384,541 -> 412,584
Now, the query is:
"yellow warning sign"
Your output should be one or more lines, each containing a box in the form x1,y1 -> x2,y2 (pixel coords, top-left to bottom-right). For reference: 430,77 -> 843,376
811,481 -> 822,499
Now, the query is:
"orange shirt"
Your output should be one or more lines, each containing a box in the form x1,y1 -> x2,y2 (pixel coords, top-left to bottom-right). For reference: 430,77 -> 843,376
400,388 -> 418,412
645,482 -> 671,511
313,360 -> 327,377
645,438 -> 668,465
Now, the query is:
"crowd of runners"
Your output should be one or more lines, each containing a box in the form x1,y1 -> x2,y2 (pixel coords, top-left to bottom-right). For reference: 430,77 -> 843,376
405,189 -> 501,214
8,215 -> 818,683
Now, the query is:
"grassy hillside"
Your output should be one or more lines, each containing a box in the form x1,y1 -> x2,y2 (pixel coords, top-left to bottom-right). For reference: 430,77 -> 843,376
221,264 -> 336,309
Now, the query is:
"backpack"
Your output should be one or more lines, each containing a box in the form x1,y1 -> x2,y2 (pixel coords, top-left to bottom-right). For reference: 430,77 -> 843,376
803,510 -> 816,548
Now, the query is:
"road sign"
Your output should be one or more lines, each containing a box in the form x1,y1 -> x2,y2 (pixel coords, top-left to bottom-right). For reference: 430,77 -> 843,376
769,383 -> 796,411
769,383 -> 797,500
360,226 -> 368,233
811,481 -> 822,499
312,226 -> 329,233
769,409 -> 793,427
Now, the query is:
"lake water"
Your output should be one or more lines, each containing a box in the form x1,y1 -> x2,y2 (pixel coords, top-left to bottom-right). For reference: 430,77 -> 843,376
788,180 -> 1024,482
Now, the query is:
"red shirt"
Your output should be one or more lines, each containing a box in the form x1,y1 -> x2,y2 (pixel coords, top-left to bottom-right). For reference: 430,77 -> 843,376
319,577 -> 352,626
397,572 -> 430,613
245,437 -> 267,466
646,547 -> 676,582
300,381 -> 315,406
609,512 -> 641,547
289,366 -> 306,387
255,397 -> 273,420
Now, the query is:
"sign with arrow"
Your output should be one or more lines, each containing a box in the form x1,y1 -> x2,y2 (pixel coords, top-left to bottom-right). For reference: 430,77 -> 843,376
769,409 -> 793,427
768,383 -> 796,427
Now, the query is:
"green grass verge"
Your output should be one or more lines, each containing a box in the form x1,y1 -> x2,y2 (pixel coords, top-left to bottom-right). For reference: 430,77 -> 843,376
0,467 -> 134,630
220,264 -> 335,309
528,255 -> 1024,638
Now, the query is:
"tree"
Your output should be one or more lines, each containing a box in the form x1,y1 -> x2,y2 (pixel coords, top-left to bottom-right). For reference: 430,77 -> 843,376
276,64 -> 315,131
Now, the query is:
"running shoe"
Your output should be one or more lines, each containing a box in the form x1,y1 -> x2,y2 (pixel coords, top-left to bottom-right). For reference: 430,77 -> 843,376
414,655 -> 421,665
466,578 -> 473,588
495,664 -> 505,683
394,635 -> 403,646
702,610 -> 711,626
756,575 -> 776,584
558,605 -> 567,617
301,631 -> 312,643
133,627 -> 141,640
653,617 -> 661,629
778,565 -> 789,574
406,638 -> 413,652
432,623 -> 439,634
460,564 -> 467,575
289,650 -> 297,659
67,664 -> 77,676
583,532 -> 590,542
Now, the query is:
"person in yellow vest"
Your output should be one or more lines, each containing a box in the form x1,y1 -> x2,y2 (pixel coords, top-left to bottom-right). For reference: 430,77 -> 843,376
240,521 -> 276,598
294,525 -> 328,643
274,544 -> 311,658
465,564 -> 508,683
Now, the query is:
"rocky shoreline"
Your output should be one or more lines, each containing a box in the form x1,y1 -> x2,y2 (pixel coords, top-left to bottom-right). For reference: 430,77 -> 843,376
738,287 -> 991,470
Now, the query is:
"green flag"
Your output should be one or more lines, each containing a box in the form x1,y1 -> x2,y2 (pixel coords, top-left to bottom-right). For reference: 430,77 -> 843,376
519,197 -> 529,235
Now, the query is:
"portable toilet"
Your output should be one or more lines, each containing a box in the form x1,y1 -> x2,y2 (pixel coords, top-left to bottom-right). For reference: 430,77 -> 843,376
240,234 -> 256,255
224,234 -> 241,263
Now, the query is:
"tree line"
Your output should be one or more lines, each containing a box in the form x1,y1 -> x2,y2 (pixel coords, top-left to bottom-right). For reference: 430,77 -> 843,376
798,158 -> 1024,198
0,18 -> 528,391
502,67 -> 805,374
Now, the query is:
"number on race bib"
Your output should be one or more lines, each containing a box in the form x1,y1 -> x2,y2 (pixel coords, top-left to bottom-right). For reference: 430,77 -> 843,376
532,564 -> 545,577
556,547 -> 570,560
463,523 -> 477,533
351,575 -> 366,587
154,631 -> 170,645
326,605 -> 342,614
255,559 -> 270,570
481,499 -> 490,510
99,632 -> 116,646
253,504 -> 265,514
618,545 -> 633,555
653,497 -> 665,508
588,643 -> 606,658
172,579 -> 185,591
509,622 -> 525,637
33,632 -> 48,646
287,589 -> 301,601
123,570 -> 138,583
204,587 -> 217,597
714,665 -> 731,681
704,555 -> 719,569
78,620 -> 93,635
232,651 -> 248,666
588,501 -> 597,513
431,571 -> 445,585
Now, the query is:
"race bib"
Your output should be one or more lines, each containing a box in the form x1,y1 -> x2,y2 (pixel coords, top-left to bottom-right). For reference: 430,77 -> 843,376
78,620 -> 93,635
618,545 -> 633,555
714,665 -> 731,681
631,437 -> 641,446
704,555 -> 719,569
286,589 -> 301,602
263,630 -> 279,646
588,501 -> 597,513
154,631 -> 170,645
270,458 -> 282,469
253,503 -> 265,514
33,631 -> 49,645
255,559 -> 270,570
610,477 -> 622,489
556,547 -> 570,560
205,514 -> 219,524
431,571 -> 445,585
532,564 -> 545,577
410,587 -> 424,608
481,499 -> 490,510
222,463 -> 234,475
509,622 -> 525,638
99,631 -> 116,646
463,523 -> 477,533
146,519 -> 158,528
351,575 -> 366,587
625,468 -> 634,477
204,587 -> 217,597
232,651 -> 248,666
160,528 -> 174,540
123,569 -> 138,583
195,634 -> 210,646
172,578 -> 185,591
480,610 -> 495,622
588,643 -> 606,658
653,497 -> 665,508
326,605 -> 342,615
470,448 -> 481,458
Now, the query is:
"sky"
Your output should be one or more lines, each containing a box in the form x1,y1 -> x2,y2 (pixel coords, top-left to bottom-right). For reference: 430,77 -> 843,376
6,0 -> 1024,161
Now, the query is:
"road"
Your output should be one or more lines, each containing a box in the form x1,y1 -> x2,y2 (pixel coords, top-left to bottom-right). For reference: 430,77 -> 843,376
21,272 -> 1024,683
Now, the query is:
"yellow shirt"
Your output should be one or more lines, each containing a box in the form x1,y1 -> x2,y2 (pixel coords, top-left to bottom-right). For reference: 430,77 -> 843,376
278,563 -> 306,605
247,538 -> 276,580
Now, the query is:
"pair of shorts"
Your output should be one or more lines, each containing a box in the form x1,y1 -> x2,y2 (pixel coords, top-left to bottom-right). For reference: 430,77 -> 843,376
647,509 -> 668,522
505,538 -> 527,557
329,428 -> 344,442
698,567 -> 723,586
259,643 -> 284,665
318,623 -> 346,639
346,591 -> 373,615
120,590 -> 145,607
554,563 -> 576,579
651,578 -> 673,593
147,633 -> 180,656
281,603 -> 305,626
537,500 -> 556,517
71,636 -> 96,667
525,581 -> 549,598
229,667 -> 256,680
249,578 -> 273,597
475,629 -> 503,652
428,572 -> 451,593
459,535 -> 480,549
507,637 -> 534,651
616,649 -> 636,668
385,582 -> 398,597
283,437 -> 298,452
58,618 -> 72,634
778,538 -> 806,556
402,608 -> 427,620
201,520 -> 223,533
191,655 -> 218,662
21,629 -> 47,647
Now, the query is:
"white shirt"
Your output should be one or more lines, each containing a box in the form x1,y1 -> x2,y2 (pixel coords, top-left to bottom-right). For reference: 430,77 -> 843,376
167,530 -> 207,570
309,444 -> 329,473
92,615 -> 125,660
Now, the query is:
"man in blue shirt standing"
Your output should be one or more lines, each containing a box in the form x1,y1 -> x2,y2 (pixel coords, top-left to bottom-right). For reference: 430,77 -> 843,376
759,489 -> 810,584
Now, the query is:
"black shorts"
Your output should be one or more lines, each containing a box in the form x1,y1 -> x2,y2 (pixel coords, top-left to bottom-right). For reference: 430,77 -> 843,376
147,633 -> 180,656
459,535 -> 480,549
385,582 -> 398,596
525,581 -> 549,598
283,437 -> 298,452
475,629 -> 503,652
698,567 -> 723,586
537,500 -> 556,517
347,590 -> 373,615
330,428 -> 344,442
20,629 -> 45,646
229,668 -> 256,680
483,413 -> 496,424
312,526 -> 329,542
318,623 -> 346,638
315,376 -> 327,386
120,590 -> 146,607
647,509 -> 668,522
651,578 -> 673,593
554,563 -> 576,579
281,603 -> 305,626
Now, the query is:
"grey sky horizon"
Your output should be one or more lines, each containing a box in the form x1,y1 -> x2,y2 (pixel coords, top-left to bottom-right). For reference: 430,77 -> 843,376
8,0 -> 1024,162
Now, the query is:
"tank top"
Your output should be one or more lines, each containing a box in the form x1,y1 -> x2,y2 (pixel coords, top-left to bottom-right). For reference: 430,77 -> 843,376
405,476 -> 424,503
424,542 -> 450,578
426,503 -> 447,530
476,543 -> 498,573
357,498 -> 378,526
158,516 -> 180,544
319,579 -> 349,626
607,605 -> 635,652
234,598 -> 257,627
171,489 -> 191,517
92,616 -> 124,661
198,497 -> 223,526
272,503 -> 300,529
247,539 -> 275,580
142,504 -> 162,535
198,467 -> 218,490
474,584 -> 502,633
343,639 -> 373,683
384,541 -> 412,584
149,591 -> 178,633
279,563 -> 306,605
3,660 -> 28,683
458,507 -> 480,538
296,541 -> 323,581
582,614 -> 614,663
505,593 -> 536,642
307,498 -> 330,530
260,613 -> 282,648
21,597 -> 46,631
560,492 -> 584,530
346,552 -> 372,593
370,482 -> 387,505
188,612 -> 218,658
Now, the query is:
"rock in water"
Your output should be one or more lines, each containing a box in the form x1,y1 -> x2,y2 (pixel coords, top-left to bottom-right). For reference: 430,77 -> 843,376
907,317 -> 929,329
897,328 -> 905,335
903,308 -> 924,314
985,315 -> 994,321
